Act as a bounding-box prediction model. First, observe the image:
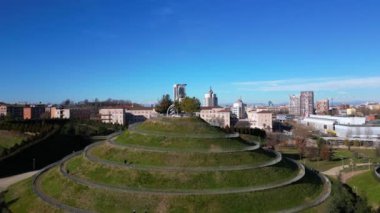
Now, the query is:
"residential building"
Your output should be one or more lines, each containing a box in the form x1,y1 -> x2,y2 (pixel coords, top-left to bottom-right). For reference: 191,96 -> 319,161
316,99 -> 329,115
199,107 -> 231,128
247,110 -> 273,131
300,91 -> 314,117
125,106 -> 158,124
173,84 -> 187,102
23,106 -> 32,120
289,95 -> 300,116
231,98 -> 246,119
347,108 -> 357,116
204,87 -> 218,107
0,105 -> 6,117
99,108 -> 125,125
6,105 -> 24,120
51,107 -> 70,119
70,108 -> 93,120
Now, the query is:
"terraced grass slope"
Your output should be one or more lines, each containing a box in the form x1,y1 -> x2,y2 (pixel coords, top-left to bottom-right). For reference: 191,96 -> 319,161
4,117 -> 330,212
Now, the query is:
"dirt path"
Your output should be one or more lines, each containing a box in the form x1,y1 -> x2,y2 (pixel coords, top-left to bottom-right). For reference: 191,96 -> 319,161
0,170 -> 39,191
322,163 -> 370,177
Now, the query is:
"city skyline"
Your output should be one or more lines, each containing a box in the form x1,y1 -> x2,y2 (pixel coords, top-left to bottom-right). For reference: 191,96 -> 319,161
1,0 -> 380,104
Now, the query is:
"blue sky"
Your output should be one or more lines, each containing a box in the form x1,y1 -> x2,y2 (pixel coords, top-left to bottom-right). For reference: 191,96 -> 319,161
1,0 -> 380,105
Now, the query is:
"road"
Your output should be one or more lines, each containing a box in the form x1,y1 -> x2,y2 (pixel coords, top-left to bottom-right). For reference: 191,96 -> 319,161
322,163 -> 371,177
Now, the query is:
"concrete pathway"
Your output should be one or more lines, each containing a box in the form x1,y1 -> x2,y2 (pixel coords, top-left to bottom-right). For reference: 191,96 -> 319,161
0,170 -> 39,191
322,163 -> 371,177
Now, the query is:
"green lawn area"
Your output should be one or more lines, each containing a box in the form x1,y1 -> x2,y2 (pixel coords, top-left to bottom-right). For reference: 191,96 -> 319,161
90,143 -> 276,167
0,130 -> 26,149
4,178 -> 59,213
115,131 -> 249,151
31,166 -> 323,212
280,147 -> 375,172
135,117 -> 225,136
347,171 -> 380,209
66,156 -> 299,190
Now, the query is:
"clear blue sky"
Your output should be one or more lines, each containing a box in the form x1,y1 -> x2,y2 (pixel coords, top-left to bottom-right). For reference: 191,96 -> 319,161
1,0 -> 380,105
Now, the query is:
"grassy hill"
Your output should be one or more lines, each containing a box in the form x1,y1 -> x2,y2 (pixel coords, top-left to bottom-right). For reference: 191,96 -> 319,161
3,116 -> 329,212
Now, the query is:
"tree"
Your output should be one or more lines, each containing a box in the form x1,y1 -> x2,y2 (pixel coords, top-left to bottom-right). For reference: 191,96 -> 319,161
292,123 -> 313,158
155,94 -> 173,114
180,97 -> 201,115
320,144 -> 332,161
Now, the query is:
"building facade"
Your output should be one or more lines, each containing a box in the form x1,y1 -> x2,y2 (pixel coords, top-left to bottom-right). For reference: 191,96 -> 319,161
316,99 -> 329,115
173,84 -> 187,102
99,108 -> 125,125
199,107 -> 231,128
289,95 -> 301,116
125,106 -> 158,124
231,99 -> 246,119
247,110 -> 273,131
6,105 -> 24,120
204,88 -> 218,107
0,105 -> 7,117
300,91 -> 314,117
51,107 -> 70,119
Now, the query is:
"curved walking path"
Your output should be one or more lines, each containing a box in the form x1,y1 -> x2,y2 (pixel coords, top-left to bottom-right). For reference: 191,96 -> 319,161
108,139 -> 260,153
128,123 -> 240,139
0,170 -> 39,192
280,171 -> 331,213
84,141 -> 282,172
32,153 -> 93,213
322,163 -> 371,177
59,152 -> 305,196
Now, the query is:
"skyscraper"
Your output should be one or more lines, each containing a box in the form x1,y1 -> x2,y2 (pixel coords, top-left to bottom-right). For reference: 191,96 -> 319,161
173,84 -> 187,102
289,95 -> 301,116
231,98 -> 246,119
300,91 -> 314,117
204,87 -> 218,107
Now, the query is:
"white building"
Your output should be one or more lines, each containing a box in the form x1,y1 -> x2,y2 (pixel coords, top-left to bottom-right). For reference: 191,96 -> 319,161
204,87 -> 218,107
50,107 -> 70,119
300,91 -> 314,117
173,84 -> 187,102
199,107 -> 231,128
335,125 -> 380,139
125,106 -> 158,124
99,108 -> 125,125
247,110 -> 273,131
0,105 -> 7,117
289,95 -> 300,116
231,99 -> 246,119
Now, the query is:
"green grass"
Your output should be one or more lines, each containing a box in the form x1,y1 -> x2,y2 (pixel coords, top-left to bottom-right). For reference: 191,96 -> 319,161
90,143 -> 276,167
66,156 -> 299,190
347,171 -> 380,208
280,147 -> 375,172
0,130 -> 26,149
4,178 -> 59,213
116,131 -> 248,151
136,117 -> 224,135
33,166 -> 323,212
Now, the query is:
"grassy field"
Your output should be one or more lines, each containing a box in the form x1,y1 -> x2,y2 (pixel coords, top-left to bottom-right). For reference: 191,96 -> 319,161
0,130 -> 26,149
90,143 -> 276,167
23,166 -> 323,212
136,117 -> 224,135
347,171 -> 380,208
3,178 -> 59,213
280,147 -> 376,172
116,131 -> 249,151
66,156 -> 298,190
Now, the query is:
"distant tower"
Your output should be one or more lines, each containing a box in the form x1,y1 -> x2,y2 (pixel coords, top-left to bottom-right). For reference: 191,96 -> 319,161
231,98 -> 246,119
204,87 -> 218,107
300,91 -> 314,117
289,94 -> 301,116
173,84 -> 187,102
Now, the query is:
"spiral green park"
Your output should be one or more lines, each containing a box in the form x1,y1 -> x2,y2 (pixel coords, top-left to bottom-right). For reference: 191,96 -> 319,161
5,117 -> 331,212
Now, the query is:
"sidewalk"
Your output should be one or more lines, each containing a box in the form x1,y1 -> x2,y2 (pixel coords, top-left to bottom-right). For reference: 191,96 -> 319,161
0,170 -> 39,192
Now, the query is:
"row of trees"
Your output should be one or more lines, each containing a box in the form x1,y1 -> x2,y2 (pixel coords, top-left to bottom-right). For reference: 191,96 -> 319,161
155,94 -> 201,115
